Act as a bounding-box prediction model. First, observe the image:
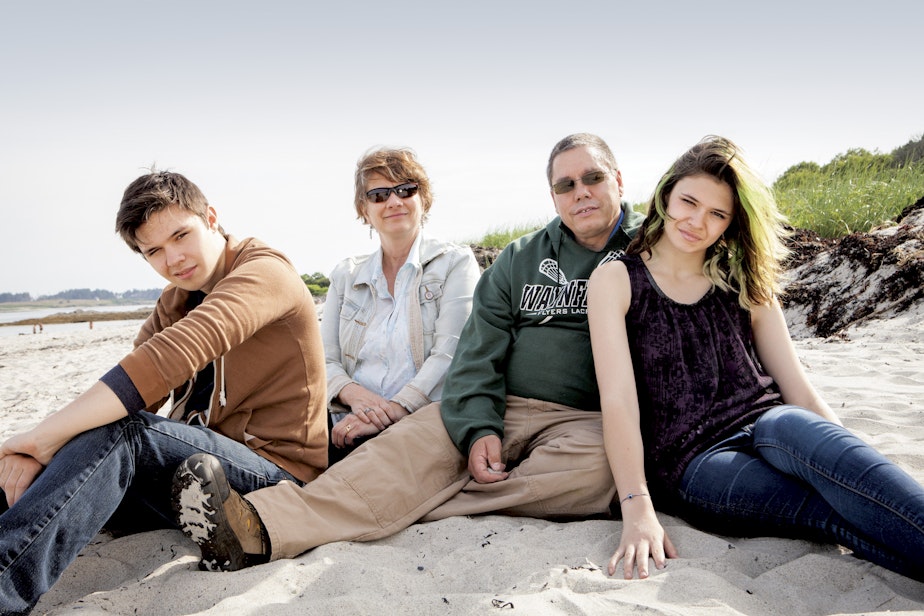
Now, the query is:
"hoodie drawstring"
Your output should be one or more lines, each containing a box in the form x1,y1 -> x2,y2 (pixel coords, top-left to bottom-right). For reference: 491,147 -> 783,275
218,356 -> 227,407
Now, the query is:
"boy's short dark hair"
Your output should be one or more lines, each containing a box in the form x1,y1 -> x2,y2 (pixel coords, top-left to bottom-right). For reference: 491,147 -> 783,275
116,170 -> 214,252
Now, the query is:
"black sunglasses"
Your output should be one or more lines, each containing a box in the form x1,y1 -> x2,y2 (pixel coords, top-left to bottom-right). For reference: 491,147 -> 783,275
365,182 -> 419,203
551,170 -> 608,195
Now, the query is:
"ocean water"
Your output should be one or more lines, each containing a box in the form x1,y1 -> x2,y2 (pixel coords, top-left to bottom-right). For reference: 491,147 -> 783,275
0,305 -> 152,338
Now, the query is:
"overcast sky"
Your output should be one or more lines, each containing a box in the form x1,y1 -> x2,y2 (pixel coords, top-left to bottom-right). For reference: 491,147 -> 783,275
1,0 -> 920,297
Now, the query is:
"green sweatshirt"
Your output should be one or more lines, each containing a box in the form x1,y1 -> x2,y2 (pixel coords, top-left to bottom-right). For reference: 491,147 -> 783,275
440,205 -> 644,454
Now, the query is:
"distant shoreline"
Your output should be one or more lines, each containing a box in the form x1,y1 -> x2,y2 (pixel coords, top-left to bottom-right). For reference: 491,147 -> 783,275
0,298 -> 154,312
0,304 -> 153,327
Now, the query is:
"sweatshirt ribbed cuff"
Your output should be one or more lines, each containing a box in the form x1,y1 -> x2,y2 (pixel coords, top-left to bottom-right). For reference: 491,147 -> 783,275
99,364 -> 146,414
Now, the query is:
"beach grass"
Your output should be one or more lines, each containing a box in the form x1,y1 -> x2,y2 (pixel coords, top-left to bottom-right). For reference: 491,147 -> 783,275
774,149 -> 924,238
466,221 -> 547,249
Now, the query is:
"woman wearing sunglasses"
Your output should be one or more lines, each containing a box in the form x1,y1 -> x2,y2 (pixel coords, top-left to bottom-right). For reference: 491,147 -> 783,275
323,147 -> 481,465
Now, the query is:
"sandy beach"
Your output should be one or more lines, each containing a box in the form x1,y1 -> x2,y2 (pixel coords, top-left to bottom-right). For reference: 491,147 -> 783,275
0,299 -> 921,615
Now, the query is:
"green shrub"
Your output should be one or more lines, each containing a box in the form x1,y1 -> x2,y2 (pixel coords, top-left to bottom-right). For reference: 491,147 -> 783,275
774,147 -> 924,238
302,272 -> 330,297
891,133 -> 924,167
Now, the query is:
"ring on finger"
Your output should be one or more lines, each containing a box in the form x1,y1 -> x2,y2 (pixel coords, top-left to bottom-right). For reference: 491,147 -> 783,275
364,408 -> 374,413
345,424 -> 353,433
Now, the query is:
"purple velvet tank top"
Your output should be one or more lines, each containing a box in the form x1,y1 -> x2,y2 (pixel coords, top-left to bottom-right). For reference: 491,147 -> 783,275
621,255 -> 781,489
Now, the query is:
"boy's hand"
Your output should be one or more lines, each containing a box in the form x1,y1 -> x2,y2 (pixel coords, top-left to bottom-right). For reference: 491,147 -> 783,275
0,452 -> 43,506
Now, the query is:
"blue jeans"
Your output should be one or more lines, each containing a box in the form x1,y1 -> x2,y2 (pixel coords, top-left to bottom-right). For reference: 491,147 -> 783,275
678,405 -> 924,581
0,413 -> 298,615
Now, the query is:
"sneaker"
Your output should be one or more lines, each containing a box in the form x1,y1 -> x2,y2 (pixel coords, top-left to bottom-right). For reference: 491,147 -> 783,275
171,453 -> 269,571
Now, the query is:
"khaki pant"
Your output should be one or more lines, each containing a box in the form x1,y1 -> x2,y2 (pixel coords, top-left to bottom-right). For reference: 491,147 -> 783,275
247,396 -> 616,559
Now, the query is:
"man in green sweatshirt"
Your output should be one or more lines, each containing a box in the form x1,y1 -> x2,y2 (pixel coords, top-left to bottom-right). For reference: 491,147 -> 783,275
172,133 -> 646,570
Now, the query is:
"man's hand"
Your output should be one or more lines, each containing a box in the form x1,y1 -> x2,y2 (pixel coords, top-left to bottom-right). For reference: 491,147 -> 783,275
0,452 -> 43,507
467,434 -> 508,483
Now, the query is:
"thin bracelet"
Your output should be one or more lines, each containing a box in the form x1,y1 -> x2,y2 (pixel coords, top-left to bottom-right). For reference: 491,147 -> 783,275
619,492 -> 649,504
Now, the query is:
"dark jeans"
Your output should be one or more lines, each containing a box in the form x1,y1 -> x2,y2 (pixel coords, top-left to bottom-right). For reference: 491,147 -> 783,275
0,413 -> 297,615
679,405 -> 924,581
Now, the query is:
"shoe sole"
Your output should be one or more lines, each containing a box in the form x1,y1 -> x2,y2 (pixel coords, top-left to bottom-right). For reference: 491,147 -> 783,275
172,453 -> 247,572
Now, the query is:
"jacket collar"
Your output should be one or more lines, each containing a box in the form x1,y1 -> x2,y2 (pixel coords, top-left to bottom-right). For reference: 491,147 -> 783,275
352,233 -> 449,287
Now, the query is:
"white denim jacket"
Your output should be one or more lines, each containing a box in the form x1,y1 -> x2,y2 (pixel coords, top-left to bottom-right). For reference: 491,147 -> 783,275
322,235 -> 481,413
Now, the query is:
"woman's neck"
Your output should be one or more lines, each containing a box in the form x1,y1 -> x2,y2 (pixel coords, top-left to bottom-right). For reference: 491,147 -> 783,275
641,240 -> 715,304
379,230 -> 419,294
645,239 -> 706,276
379,231 -> 418,268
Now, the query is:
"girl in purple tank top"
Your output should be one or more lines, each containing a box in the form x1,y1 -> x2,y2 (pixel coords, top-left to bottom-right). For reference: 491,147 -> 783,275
587,136 -> 924,583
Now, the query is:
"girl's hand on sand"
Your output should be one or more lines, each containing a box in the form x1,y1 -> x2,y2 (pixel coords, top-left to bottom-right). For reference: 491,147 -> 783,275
609,508 -> 678,579
0,452 -> 43,506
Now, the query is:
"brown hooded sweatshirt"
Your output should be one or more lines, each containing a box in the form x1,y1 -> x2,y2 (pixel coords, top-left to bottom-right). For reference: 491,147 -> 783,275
119,235 -> 327,483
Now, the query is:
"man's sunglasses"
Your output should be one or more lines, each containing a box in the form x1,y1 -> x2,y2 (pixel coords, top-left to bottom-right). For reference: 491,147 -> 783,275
365,183 -> 419,203
551,170 -> 608,195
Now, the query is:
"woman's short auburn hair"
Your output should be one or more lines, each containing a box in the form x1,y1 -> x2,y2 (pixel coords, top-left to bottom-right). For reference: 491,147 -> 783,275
353,147 -> 433,224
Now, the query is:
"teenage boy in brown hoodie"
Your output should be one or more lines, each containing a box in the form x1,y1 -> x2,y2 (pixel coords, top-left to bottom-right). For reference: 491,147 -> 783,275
0,170 -> 327,615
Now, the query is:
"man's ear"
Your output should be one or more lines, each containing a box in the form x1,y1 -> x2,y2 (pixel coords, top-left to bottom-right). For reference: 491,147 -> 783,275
550,189 -> 561,215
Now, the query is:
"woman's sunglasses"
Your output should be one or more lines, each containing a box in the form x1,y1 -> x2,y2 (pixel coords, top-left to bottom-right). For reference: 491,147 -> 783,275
551,170 -> 607,195
366,183 -> 419,203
